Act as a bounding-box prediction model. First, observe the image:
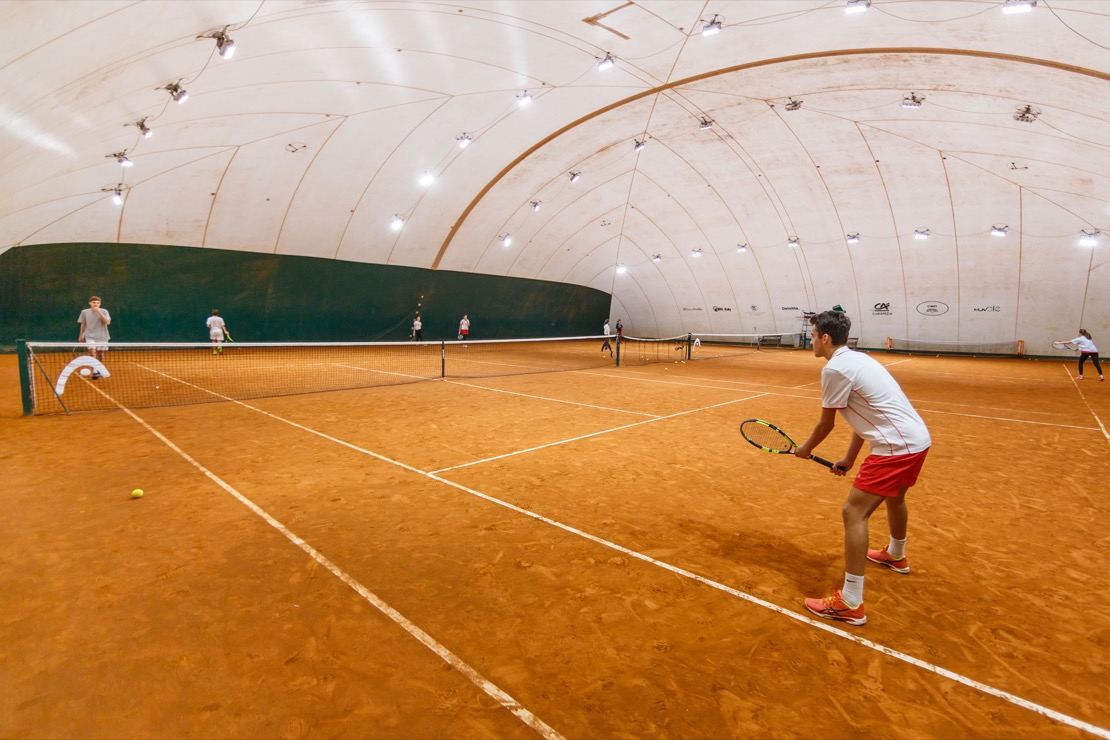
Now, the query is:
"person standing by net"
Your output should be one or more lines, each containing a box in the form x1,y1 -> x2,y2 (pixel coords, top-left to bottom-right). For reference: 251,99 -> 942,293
206,309 -> 230,355
615,318 -> 623,341
794,310 -> 931,626
1061,329 -> 1103,381
601,319 -> 613,357
77,295 -> 111,374
413,315 -> 423,341
458,314 -> 470,341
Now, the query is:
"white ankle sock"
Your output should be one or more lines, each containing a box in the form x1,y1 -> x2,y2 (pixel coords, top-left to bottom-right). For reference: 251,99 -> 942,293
887,536 -> 907,560
842,573 -> 864,607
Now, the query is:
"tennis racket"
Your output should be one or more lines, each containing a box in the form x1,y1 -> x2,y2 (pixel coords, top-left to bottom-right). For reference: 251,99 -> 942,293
740,418 -> 834,468
1052,341 -> 1076,350
224,331 -> 234,343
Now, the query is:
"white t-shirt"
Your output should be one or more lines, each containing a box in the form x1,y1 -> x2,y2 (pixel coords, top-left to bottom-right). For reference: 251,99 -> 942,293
413,318 -> 422,330
206,315 -> 226,339
822,346 -> 931,456
1071,336 -> 1098,353
603,322 -> 611,336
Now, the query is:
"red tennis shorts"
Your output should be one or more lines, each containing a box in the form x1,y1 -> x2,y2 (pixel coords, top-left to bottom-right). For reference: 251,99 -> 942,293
853,448 -> 929,497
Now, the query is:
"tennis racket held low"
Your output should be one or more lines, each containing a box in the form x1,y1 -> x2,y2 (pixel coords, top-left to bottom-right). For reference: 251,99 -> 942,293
740,419 -> 834,468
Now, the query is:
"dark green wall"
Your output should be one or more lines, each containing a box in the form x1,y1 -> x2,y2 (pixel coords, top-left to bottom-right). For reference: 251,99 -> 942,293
0,243 -> 610,347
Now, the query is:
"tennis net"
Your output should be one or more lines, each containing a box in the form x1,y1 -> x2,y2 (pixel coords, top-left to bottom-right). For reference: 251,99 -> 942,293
19,337 -> 615,415
619,332 -> 807,364
886,337 -> 1024,356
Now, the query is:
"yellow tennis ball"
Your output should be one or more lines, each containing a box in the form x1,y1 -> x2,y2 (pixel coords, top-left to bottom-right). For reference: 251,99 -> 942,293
131,489 -> 144,499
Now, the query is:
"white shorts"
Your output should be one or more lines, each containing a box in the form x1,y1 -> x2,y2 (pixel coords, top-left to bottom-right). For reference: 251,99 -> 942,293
85,339 -> 108,351
210,330 -> 225,341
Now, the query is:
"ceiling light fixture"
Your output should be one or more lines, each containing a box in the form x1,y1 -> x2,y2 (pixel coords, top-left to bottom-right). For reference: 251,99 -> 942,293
914,229 -> 930,240
691,248 -> 703,257
633,139 -> 647,152
1002,0 -> 1036,14
569,171 -> 581,183
456,133 -> 472,148
597,53 -> 615,71
737,244 -> 748,252
128,118 -> 152,138
991,225 -> 1009,236
108,151 -> 133,167
787,237 -> 800,247
901,93 -> 924,109
652,254 -> 662,262
847,233 -> 860,244
1079,230 -> 1099,247
785,98 -> 803,111
499,234 -> 512,247
389,214 -> 405,231
102,184 -> 126,205
111,188 -> 123,205
699,117 -> 714,130
163,82 -> 188,104
1013,104 -> 1040,123
214,30 -> 236,59
701,14 -> 722,36
516,90 -> 533,107
845,0 -> 871,13
616,263 -> 627,274
530,201 -> 541,212
418,171 -> 435,186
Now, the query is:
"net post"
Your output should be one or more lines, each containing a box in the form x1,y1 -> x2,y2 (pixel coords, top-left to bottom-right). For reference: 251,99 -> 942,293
686,333 -> 692,360
441,341 -> 446,377
16,339 -> 33,415
615,335 -> 621,367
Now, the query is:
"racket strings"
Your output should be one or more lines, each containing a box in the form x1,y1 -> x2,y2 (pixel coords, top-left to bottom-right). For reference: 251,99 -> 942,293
742,422 -> 793,452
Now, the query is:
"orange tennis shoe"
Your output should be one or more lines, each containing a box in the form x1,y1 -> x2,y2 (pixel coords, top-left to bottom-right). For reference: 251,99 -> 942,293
804,590 -> 867,626
867,546 -> 910,574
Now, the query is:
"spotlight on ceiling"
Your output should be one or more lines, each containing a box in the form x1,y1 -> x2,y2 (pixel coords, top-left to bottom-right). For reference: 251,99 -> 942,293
569,171 -> 581,183
214,30 -> 236,59
616,263 -> 627,274
1013,104 -> 1040,123
847,233 -> 860,244
914,229 -> 930,240
785,98 -> 803,111
652,254 -> 662,262
691,248 -> 703,257
456,133 -> 472,148
108,151 -> 133,167
597,53 -> 615,71
845,0 -> 871,13
418,171 -> 435,187
1079,230 -> 1100,247
901,93 -> 924,109
389,214 -> 405,231
633,139 -> 647,152
516,90 -> 533,107
164,82 -> 188,104
737,244 -> 748,252
111,188 -> 123,206
991,225 -> 1009,236
787,237 -> 800,247
128,118 -> 152,138
701,14 -> 723,36
499,234 -> 512,247
1002,0 -> 1036,14
699,117 -> 714,130
530,201 -> 541,212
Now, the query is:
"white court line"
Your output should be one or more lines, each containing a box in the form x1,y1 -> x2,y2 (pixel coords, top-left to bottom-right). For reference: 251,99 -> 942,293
883,358 -> 913,367
443,379 -> 659,417
117,369 -> 562,739
127,367 -> 1109,738
1066,365 -> 1110,443
333,362 -> 436,381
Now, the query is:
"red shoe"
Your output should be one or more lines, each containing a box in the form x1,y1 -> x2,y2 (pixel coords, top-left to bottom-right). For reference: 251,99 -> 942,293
867,546 -> 910,574
804,590 -> 866,626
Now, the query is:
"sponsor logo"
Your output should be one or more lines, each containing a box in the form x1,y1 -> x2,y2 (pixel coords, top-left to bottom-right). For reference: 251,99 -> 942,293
780,306 -> 800,311
712,305 -> 733,312
682,307 -> 703,312
750,304 -> 758,311
872,301 -> 893,316
916,301 -> 949,316
973,305 -> 1001,313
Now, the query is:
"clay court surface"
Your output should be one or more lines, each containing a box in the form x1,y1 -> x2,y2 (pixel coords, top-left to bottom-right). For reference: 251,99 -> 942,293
2,346 -> 1108,739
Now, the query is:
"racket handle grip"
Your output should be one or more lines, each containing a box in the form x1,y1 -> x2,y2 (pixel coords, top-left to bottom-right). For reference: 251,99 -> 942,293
810,455 -> 834,468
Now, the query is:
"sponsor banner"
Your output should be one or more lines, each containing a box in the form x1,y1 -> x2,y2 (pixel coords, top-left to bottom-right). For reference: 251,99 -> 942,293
744,303 -> 767,317
871,301 -> 893,316
712,305 -> 733,312
971,305 -> 1001,313
916,301 -> 949,316
682,307 -> 703,312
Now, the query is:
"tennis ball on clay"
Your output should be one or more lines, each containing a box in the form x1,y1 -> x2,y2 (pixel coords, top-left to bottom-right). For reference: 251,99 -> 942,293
131,488 -> 144,499
79,367 -> 92,376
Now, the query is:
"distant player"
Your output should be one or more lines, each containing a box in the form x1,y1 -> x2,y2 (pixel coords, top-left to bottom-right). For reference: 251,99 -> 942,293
1059,329 -> 1103,381
413,315 -> 423,341
601,319 -> 613,357
459,314 -> 470,343
77,295 -> 111,376
207,309 -> 229,354
794,310 -> 931,626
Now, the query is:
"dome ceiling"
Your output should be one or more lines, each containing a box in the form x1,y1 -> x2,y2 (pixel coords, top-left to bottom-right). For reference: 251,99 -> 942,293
2,0 -> 1108,345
